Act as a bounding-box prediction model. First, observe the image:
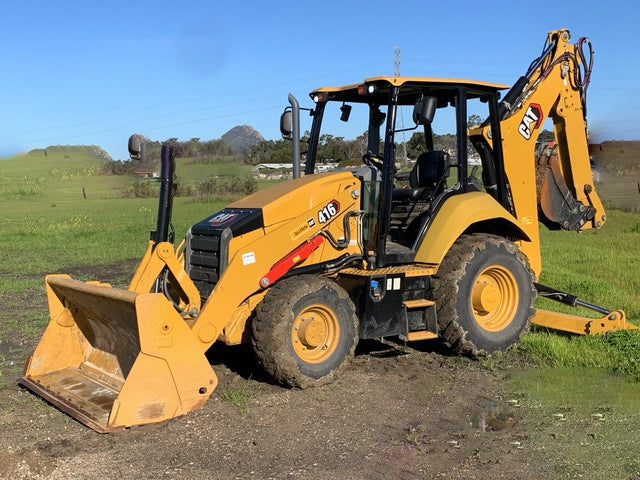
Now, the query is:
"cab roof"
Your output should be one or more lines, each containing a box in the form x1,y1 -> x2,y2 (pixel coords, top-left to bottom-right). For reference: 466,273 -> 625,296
310,75 -> 509,105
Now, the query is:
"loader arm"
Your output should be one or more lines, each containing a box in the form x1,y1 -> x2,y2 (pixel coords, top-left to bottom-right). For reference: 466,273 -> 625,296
128,239 -> 202,316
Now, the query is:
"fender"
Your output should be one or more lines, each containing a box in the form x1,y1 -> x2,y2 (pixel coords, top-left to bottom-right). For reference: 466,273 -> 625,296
413,191 -> 539,273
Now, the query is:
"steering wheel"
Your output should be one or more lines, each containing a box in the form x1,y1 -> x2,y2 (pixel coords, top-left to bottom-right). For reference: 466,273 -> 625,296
362,151 -> 384,170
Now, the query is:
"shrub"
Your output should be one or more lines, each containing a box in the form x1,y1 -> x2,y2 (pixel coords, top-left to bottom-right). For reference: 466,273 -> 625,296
192,175 -> 257,199
131,180 -> 158,198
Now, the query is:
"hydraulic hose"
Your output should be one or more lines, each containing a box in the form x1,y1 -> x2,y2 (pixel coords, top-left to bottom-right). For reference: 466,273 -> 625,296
498,37 -> 557,120
282,253 -> 363,279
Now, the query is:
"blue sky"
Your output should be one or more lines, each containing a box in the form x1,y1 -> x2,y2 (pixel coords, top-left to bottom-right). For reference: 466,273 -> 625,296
1,0 -> 639,160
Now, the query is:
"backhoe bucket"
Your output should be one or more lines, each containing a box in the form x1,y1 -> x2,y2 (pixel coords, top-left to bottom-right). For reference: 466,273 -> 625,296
19,275 -> 217,433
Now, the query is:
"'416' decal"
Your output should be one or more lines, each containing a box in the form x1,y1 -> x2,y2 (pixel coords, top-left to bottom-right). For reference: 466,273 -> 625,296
318,200 -> 340,223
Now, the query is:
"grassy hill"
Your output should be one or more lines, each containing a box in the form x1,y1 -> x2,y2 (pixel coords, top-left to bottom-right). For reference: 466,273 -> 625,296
0,146 -> 251,292
0,146 -> 128,202
0,146 -> 257,199
174,155 -> 253,184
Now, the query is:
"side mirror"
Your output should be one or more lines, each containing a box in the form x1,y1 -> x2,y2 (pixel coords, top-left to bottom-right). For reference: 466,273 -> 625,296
340,103 -> 352,122
413,96 -> 437,125
280,110 -> 293,139
128,134 -> 147,160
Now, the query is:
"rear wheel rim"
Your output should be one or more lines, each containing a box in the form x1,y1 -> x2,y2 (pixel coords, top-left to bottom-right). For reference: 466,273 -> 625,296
471,265 -> 519,332
291,304 -> 340,363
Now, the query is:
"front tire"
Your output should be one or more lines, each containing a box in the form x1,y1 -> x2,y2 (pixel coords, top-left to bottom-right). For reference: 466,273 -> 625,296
433,234 -> 535,356
252,275 -> 358,388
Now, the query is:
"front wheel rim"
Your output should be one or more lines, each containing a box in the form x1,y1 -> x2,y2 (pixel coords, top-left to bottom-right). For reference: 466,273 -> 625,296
291,304 -> 340,363
471,265 -> 519,332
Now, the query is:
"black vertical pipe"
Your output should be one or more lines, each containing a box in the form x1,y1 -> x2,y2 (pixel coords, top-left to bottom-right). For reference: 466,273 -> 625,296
375,87 -> 399,267
456,87 -> 468,186
367,105 -> 381,154
488,93 -> 509,210
155,143 -> 176,244
288,93 -> 301,179
305,101 -> 326,175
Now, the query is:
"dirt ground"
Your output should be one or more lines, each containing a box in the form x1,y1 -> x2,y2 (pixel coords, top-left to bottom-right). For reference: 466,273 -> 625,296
1,263 -> 639,480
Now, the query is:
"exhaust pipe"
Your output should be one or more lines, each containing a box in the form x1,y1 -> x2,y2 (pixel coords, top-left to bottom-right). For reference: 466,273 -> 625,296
288,94 -> 301,179
128,136 -> 177,244
281,94 -> 301,179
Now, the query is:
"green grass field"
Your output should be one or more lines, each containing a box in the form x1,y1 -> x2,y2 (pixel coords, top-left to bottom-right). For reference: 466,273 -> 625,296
0,148 -> 236,292
1,146 -> 639,378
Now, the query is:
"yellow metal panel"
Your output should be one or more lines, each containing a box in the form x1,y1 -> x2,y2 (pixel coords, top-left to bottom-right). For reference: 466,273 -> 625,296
111,293 -> 216,429
312,76 -> 509,95
229,171 -> 358,228
413,192 -> 537,274
404,331 -> 438,341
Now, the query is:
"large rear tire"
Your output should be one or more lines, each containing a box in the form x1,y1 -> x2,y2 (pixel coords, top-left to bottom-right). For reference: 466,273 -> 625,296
433,234 -> 535,356
252,275 -> 358,388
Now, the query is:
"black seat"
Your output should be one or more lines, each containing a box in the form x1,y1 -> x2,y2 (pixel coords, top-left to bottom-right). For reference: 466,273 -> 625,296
392,150 -> 449,201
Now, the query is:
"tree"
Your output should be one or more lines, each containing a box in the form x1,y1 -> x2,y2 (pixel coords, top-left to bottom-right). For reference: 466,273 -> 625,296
406,132 -> 426,159
467,114 -> 482,128
537,129 -> 555,142
245,139 -> 292,165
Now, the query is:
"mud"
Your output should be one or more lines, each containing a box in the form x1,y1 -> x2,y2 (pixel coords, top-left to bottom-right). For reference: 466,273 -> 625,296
1,263 -> 639,479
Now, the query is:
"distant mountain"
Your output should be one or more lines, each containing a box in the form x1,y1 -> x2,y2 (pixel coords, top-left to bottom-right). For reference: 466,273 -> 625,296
221,125 -> 264,152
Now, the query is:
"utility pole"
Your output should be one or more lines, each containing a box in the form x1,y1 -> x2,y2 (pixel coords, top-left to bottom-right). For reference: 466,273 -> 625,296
395,46 -> 408,166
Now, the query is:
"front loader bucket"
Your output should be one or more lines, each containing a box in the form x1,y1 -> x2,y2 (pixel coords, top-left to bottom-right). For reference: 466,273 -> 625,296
19,275 -> 217,433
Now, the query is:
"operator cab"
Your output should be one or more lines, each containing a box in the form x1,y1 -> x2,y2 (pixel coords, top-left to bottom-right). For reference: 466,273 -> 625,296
288,76 -> 510,268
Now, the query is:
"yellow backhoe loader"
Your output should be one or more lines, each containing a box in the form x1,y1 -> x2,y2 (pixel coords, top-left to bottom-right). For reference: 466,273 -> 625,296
20,29 -> 637,432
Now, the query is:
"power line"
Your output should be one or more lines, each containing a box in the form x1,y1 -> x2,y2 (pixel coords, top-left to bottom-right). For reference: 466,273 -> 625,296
395,46 -> 408,165
23,105 -> 284,145
19,59 -> 395,144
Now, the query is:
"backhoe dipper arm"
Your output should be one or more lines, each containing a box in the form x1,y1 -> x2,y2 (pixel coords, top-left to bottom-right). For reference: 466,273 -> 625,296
489,29 -> 605,275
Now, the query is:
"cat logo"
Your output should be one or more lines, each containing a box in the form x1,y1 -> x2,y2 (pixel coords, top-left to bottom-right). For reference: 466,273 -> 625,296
518,103 -> 543,140
290,217 -> 316,241
209,212 -> 238,226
